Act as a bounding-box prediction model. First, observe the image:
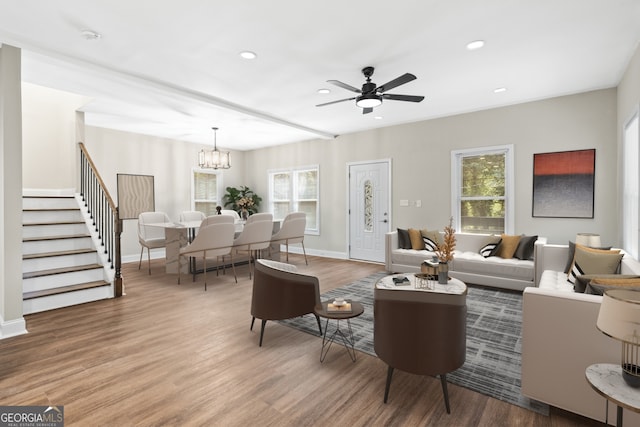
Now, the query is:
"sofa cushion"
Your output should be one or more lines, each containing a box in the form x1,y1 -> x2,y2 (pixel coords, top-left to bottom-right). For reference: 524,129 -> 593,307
572,274 -> 640,293
397,228 -> 411,249
421,229 -> 441,252
408,228 -> 425,250
539,270 -> 574,292
514,235 -> 538,260
493,234 -> 521,259
568,245 -> 624,284
452,250 -> 534,281
392,248 -> 435,266
564,241 -> 614,273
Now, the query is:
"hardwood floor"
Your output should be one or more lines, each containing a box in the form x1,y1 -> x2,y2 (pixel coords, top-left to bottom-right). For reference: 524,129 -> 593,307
0,255 -> 604,426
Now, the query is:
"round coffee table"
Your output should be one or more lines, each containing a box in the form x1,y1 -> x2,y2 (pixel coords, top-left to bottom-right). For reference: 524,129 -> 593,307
314,300 -> 364,363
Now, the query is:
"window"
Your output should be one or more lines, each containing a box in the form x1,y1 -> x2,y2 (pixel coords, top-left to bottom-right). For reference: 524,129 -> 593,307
451,145 -> 514,234
623,110 -> 639,259
192,169 -> 222,216
268,166 -> 319,234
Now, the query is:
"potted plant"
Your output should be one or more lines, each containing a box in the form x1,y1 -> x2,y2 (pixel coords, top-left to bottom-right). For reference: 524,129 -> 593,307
223,186 -> 262,216
435,217 -> 456,284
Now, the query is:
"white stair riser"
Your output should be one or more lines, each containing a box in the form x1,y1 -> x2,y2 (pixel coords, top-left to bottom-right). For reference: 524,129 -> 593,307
23,286 -> 113,315
22,197 -> 79,210
23,223 -> 89,239
23,209 -> 83,223
23,252 -> 100,273
23,269 -> 105,293
22,237 -> 94,255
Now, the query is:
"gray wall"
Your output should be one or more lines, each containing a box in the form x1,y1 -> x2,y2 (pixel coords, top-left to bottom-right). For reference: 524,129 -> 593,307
245,88 -> 618,249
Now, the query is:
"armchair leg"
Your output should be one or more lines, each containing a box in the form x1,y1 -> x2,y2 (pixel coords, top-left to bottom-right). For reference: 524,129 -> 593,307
259,319 -> 267,347
147,247 -> 152,275
203,257 -> 207,291
250,316 -> 256,331
440,374 -> 451,414
302,241 -> 308,265
138,247 -> 144,270
384,366 -> 394,403
314,314 -> 323,335
230,254 -> 237,283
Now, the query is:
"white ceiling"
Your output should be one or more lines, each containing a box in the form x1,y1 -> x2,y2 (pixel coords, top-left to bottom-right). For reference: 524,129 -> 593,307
1,0 -> 639,151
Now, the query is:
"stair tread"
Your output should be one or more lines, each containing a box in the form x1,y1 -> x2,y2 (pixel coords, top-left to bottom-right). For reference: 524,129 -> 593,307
23,263 -> 103,279
23,221 -> 85,226
23,280 -> 110,300
23,234 -> 91,242
23,248 -> 98,260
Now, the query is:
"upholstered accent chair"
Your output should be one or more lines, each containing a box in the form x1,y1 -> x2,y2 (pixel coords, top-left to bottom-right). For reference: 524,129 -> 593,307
374,288 -> 467,414
201,214 -> 234,227
245,212 -> 273,224
137,211 -> 170,274
270,212 -> 307,264
250,259 -> 322,346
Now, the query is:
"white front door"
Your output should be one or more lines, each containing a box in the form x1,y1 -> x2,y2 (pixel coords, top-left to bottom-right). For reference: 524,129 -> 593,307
348,160 -> 391,262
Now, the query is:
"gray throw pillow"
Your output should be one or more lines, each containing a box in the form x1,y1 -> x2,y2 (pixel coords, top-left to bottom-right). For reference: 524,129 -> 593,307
397,228 -> 411,249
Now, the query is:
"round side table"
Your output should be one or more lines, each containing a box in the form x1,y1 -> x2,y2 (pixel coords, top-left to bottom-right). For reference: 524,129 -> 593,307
314,301 -> 364,363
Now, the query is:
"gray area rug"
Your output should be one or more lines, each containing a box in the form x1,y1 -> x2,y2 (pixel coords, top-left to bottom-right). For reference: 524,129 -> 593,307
278,272 -> 549,415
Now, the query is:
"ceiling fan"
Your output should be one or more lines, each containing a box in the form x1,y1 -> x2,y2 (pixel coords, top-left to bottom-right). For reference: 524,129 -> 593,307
316,66 -> 425,114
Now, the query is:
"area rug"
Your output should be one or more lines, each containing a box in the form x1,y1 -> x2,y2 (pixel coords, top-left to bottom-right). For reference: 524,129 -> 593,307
278,272 -> 550,415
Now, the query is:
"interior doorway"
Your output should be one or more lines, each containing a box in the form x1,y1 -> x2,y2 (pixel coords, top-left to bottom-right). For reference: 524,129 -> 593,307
348,160 -> 391,263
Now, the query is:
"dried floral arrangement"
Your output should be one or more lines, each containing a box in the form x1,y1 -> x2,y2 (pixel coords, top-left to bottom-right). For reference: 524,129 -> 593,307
435,217 -> 456,263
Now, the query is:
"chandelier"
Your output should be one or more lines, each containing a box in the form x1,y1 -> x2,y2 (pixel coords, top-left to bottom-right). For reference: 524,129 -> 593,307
198,127 -> 230,169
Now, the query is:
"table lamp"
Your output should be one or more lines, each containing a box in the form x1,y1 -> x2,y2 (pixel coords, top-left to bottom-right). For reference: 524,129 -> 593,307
597,289 -> 640,387
576,233 -> 601,247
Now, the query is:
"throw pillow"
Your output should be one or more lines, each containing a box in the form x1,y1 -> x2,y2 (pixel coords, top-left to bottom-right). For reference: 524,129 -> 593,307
493,234 -> 521,259
397,228 -> 411,249
514,235 -> 538,260
420,229 -> 441,252
586,277 -> 640,295
479,236 -> 501,258
573,274 -> 640,293
564,240 -> 613,273
567,245 -> 624,284
408,228 -> 425,250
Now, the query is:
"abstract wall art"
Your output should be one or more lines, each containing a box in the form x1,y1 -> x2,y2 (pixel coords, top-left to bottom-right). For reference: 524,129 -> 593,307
532,149 -> 595,218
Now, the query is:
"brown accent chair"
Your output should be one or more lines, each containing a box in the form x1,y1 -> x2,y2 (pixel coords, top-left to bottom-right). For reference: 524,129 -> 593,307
374,288 -> 467,414
250,259 -> 322,346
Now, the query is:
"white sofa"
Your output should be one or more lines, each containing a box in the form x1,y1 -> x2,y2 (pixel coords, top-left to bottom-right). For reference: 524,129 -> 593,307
385,231 -> 547,291
522,242 -> 640,424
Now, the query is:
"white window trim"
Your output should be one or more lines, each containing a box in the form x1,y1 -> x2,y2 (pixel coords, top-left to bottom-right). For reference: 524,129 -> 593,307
622,107 -> 640,259
450,144 -> 514,234
268,164 -> 320,235
191,167 -> 223,212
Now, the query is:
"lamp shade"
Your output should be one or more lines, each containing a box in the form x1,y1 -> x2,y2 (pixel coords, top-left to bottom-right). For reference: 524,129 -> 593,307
597,289 -> 640,343
575,233 -> 601,247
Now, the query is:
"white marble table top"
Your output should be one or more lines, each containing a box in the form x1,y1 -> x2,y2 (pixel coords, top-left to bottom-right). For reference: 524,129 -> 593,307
376,273 -> 467,295
586,363 -> 640,414
146,221 -> 203,229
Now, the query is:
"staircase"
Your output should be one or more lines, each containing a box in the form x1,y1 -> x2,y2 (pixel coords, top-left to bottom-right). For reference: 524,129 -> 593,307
22,190 -> 114,314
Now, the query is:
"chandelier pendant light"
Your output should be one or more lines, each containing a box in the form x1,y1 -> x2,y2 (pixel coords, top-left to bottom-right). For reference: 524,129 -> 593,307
198,127 -> 230,169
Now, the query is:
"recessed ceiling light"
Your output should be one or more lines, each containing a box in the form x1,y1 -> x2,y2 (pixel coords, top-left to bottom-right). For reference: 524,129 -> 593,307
493,87 -> 507,93
239,51 -> 257,60
466,40 -> 485,50
317,88 -> 330,94
80,29 -> 102,40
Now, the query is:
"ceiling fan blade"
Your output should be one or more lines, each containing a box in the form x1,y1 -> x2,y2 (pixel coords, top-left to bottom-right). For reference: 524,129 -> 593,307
327,80 -> 361,93
377,73 -> 417,93
382,94 -> 425,103
362,107 -> 373,114
316,97 -> 356,107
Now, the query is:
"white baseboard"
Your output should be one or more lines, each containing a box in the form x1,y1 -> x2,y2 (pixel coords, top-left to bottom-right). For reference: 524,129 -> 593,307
0,315 -> 28,339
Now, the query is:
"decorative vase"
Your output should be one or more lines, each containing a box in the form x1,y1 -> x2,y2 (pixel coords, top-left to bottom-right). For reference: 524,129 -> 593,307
241,208 -> 249,220
438,262 -> 449,284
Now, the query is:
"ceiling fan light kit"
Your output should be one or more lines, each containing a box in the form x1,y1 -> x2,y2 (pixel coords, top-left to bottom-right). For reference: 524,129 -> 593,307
317,66 -> 424,114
